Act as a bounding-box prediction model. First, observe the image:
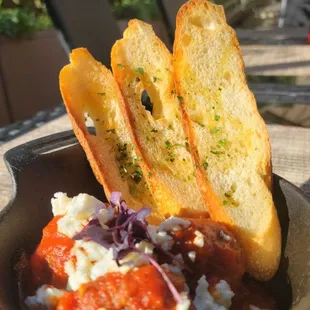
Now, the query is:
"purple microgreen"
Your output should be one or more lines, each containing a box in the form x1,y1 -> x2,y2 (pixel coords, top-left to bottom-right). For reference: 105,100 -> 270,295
110,192 -> 122,206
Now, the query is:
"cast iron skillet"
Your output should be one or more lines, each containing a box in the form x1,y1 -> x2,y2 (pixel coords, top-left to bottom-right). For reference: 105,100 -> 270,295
0,130 -> 310,310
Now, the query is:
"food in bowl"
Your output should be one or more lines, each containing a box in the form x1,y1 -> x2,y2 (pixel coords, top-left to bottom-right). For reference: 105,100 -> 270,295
20,0 -> 283,309
22,192 -> 276,309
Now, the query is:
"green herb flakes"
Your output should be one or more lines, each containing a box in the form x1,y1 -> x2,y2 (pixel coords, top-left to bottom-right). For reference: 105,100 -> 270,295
218,138 -> 228,146
134,67 -> 144,75
203,162 -> 209,169
106,129 -> 116,134
214,115 -> 220,121
223,200 -> 228,205
165,140 -> 172,150
177,96 -> 183,104
211,150 -> 224,155
117,63 -> 125,69
211,127 -> 221,134
97,92 -> 106,96
151,128 -> 158,133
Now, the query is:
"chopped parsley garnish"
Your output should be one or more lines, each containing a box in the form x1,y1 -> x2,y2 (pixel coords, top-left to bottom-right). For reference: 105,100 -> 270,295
152,76 -> 158,82
223,200 -> 228,205
117,63 -> 125,69
148,172 -> 152,178
168,124 -> 173,130
151,128 -> 158,133
130,166 -> 143,184
218,87 -> 222,91
211,127 -> 221,134
198,123 -> 205,127
165,140 -> 172,150
214,115 -> 220,121
203,162 -> 209,169
97,92 -> 106,96
211,150 -> 224,155
134,67 -> 144,75
185,142 -> 190,151
107,129 -> 116,134
177,96 -> 183,104
171,90 -> 176,95
218,138 -> 228,146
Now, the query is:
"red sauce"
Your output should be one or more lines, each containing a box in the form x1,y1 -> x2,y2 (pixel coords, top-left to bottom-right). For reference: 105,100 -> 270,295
23,216 -> 277,309
28,215 -> 74,292
57,265 -> 183,310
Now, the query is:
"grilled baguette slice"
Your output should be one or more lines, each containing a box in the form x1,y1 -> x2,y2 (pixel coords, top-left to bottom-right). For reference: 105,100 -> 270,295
173,0 -> 281,280
111,20 -> 208,218
60,48 -> 165,222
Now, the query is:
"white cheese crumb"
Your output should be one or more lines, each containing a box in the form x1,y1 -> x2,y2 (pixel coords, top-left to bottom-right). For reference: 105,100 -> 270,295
56,193 -> 105,237
219,230 -> 231,241
65,240 -> 119,291
135,240 -> 154,255
25,285 -> 65,309
159,217 -> 190,232
51,192 -> 71,216
97,206 -> 114,227
214,280 -> 235,308
193,276 -> 234,310
176,293 -> 191,310
188,251 -> 196,262
193,230 -> 205,248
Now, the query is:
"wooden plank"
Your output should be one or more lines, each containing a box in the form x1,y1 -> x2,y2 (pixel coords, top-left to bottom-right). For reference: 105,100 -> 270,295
242,45 -> 310,76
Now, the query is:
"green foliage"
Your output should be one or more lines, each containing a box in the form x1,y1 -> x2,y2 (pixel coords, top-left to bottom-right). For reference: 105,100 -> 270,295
111,0 -> 161,20
0,0 -> 52,38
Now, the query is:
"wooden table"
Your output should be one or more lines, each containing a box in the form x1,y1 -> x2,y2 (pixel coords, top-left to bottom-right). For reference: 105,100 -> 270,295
242,45 -> 310,76
1,115 -> 310,211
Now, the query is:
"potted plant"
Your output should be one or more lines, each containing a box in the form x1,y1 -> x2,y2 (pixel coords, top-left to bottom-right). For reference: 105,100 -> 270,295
109,0 -> 170,47
0,0 -> 68,126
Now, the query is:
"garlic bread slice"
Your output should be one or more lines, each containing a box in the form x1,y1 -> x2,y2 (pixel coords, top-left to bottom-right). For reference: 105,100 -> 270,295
60,48 -> 161,220
111,20 -> 208,217
174,0 -> 281,280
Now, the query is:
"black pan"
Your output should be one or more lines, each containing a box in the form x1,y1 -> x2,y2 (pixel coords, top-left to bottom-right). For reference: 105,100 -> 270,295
0,130 -> 309,310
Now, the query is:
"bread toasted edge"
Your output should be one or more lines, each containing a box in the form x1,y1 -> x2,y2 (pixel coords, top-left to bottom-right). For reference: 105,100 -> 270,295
173,0 -> 281,280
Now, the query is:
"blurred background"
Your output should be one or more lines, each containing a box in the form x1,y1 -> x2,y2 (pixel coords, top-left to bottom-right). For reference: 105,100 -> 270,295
0,0 -> 310,142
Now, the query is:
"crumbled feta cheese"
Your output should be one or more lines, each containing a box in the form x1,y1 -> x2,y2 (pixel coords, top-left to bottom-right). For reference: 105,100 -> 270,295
159,217 -> 190,232
135,240 -> 154,255
25,285 -> 65,309
188,251 -> 196,262
51,192 -> 72,216
56,193 -> 105,237
65,240 -> 119,291
193,230 -> 205,248
193,276 -> 234,310
176,293 -> 191,310
214,280 -> 235,308
147,224 -> 157,242
219,230 -> 231,241
249,306 -> 261,310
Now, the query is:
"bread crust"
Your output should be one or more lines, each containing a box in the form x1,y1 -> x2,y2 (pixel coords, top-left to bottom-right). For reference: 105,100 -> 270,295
173,0 -> 281,280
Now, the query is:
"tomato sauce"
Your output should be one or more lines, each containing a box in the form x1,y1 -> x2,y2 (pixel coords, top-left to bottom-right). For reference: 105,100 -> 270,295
28,216 -> 74,292
23,216 -> 277,309
57,265 -> 182,310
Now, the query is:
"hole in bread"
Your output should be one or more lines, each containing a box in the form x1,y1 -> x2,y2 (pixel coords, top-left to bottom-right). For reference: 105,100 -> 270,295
141,90 -> 153,114
188,16 -> 203,28
84,111 -> 96,136
182,34 -> 192,46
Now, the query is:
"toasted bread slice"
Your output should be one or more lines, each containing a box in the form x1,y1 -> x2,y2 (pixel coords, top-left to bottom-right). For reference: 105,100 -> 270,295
111,20 -> 209,218
173,0 -> 281,280
60,48 -> 162,221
